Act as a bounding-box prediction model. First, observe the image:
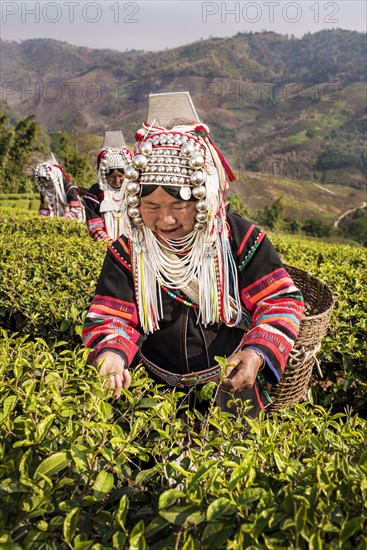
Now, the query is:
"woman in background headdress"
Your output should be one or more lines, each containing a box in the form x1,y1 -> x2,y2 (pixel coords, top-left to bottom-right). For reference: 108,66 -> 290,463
35,155 -> 83,221
83,93 -> 305,418
84,131 -> 132,243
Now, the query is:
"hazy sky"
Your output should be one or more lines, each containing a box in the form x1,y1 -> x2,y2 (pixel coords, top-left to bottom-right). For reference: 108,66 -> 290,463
1,1 -> 366,52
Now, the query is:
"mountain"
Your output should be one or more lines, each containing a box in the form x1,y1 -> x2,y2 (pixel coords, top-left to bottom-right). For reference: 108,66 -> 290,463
1,30 -> 366,193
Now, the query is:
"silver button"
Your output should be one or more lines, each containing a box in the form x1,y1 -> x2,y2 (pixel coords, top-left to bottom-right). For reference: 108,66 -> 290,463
166,374 -> 180,387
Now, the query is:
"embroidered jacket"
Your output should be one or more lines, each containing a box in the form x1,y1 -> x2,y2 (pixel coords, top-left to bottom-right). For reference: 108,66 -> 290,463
84,183 -> 111,242
83,211 -> 305,409
39,178 -> 83,221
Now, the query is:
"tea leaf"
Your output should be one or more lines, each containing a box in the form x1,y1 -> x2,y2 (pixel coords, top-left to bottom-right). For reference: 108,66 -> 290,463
159,504 -> 205,527
341,517 -> 364,543
129,520 -> 147,550
115,495 -> 129,529
199,382 -> 217,401
145,516 -> 169,538
201,521 -> 235,548
63,507 -> 79,544
206,497 -> 237,521
112,532 -> 127,550
159,489 -> 185,509
34,452 -> 70,481
309,531 -> 323,550
92,470 -> 114,500
190,461 -> 217,486
228,458 -> 254,490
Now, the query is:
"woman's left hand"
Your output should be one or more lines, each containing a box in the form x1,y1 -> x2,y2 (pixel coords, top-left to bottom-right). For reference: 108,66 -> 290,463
220,349 -> 264,393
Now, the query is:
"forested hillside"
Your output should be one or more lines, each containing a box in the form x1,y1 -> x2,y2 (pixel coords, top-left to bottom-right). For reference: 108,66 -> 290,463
1,29 -> 366,188
1,28 -> 366,548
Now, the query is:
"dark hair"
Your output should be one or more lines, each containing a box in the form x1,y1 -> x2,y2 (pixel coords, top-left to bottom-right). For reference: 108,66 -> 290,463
106,168 -> 125,176
140,185 -> 195,201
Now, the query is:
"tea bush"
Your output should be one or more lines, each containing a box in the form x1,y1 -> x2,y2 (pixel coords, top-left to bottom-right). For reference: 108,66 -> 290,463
1,208 -> 366,411
0,194 -> 39,211
0,207 -> 367,547
271,234 -> 367,415
0,332 -> 366,549
0,208 -> 106,344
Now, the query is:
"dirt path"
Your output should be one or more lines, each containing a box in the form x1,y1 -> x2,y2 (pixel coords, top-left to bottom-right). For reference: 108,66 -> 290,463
334,202 -> 367,227
312,182 -> 336,195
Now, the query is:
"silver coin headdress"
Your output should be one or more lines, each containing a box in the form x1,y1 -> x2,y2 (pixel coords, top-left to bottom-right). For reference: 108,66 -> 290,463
121,92 -> 235,238
34,153 -> 64,191
34,153 -> 71,212
119,92 -> 240,334
97,131 -> 132,190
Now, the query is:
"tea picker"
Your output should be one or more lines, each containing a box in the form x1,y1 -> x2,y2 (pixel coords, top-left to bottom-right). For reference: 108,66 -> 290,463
84,131 -> 132,242
83,91 -> 314,418
34,153 -> 84,221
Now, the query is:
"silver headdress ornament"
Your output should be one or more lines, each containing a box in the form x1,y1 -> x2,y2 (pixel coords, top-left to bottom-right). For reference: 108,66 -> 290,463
96,131 -> 132,240
146,91 -> 200,128
34,153 -> 70,217
97,131 -> 132,192
34,152 -> 59,185
120,92 -> 239,334
122,92 -> 235,232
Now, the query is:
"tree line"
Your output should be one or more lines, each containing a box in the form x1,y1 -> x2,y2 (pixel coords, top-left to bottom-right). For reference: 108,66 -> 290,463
0,111 -> 365,246
0,111 -> 95,195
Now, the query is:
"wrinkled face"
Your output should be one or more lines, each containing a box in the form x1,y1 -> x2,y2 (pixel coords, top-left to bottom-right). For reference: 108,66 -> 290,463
140,186 -> 196,239
106,168 -> 125,189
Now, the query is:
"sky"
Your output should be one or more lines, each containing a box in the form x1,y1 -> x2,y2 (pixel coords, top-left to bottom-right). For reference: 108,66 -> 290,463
1,1 -> 366,52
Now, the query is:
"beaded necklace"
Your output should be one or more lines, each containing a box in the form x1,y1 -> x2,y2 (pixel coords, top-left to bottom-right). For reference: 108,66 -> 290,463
160,284 -> 199,308
102,184 -> 125,240
143,227 -> 205,290
239,230 -> 265,272
157,231 -> 196,252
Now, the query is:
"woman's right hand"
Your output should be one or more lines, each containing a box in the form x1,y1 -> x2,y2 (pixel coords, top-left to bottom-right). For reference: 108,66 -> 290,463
94,351 -> 131,398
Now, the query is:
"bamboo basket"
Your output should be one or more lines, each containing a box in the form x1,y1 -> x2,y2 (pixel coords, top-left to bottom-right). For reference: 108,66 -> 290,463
267,264 -> 334,412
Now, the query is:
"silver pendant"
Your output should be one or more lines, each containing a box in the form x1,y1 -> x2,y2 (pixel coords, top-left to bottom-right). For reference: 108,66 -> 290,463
180,186 -> 192,200
166,374 -> 180,387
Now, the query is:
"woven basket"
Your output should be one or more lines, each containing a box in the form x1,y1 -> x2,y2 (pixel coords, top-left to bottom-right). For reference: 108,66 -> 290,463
266,264 -> 334,413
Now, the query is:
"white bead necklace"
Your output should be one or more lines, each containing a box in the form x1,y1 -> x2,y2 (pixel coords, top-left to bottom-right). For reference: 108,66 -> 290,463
142,227 -> 205,289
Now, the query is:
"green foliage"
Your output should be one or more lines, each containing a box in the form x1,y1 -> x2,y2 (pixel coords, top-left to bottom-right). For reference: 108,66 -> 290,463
339,208 -> 367,247
227,195 -> 250,219
0,208 -> 106,344
258,197 -> 285,231
0,331 -> 366,548
302,219 -> 332,238
0,113 -> 45,193
0,194 -> 39,211
315,146 -> 363,184
0,208 -> 366,547
53,132 -> 95,189
283,217 -> 302,234
228,193 -> 358,243
316,146 -> 362,172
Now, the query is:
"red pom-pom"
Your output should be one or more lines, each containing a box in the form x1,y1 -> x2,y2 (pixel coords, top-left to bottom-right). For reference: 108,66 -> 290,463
194,124 -> 209,137
97,150 -> 106,169
123,147 -> 132,161
135,131 -> 145,141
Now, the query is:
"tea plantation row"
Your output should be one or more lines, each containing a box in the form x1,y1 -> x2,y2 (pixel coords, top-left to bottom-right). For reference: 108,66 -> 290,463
0,208 -> 366,549
1,208 -> 365,412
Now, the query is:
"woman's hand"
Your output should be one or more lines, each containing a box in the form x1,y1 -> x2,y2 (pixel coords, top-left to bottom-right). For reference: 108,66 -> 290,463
94,351 -> 131,398
220,349 -> 264,393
